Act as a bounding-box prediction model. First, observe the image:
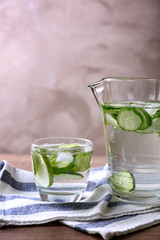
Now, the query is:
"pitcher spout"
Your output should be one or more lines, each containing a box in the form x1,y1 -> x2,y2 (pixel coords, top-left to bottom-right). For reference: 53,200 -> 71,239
88,78 -> 105,89
88,78 -> 106,106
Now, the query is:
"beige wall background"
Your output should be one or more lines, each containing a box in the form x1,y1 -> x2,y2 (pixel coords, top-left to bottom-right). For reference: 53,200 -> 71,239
0,0 -> 160,155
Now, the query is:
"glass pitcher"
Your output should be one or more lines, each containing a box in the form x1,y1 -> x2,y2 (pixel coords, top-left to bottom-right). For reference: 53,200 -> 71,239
88,77 -> 160,205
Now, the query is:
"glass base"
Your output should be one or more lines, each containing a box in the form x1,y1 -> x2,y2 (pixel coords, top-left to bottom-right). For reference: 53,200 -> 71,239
37,183 -> 86,203
39,192 -> 83,203
113,190 -> 160,205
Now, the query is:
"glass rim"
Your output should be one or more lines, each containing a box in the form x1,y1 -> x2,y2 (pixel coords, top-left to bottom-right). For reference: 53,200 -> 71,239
31,136 -> 93,150
88,77 -> 160,88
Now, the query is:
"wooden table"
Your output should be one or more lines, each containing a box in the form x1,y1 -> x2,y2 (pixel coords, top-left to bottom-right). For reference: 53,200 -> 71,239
0,154 -> 159,240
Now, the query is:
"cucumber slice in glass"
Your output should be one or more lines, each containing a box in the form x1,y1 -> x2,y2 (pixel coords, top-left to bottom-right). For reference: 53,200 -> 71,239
101,105 -> 120,126
135,108 -> 152,130
152,110 -> 160,119
136,126 -> 154,134
33,147 -> 48,154
59,144 -> 81,149
32,152 -> 54,188
55,172 -> 83,180
117,108 -> 143,131
105,113 -> 118,127
74,152 -> 92,172
109,171 -> 135,192
152,117 -> 160,134
50,152 -> 74,174
59,143 -> 82,154
149,110 -> 160,133
31,152 -> 37,175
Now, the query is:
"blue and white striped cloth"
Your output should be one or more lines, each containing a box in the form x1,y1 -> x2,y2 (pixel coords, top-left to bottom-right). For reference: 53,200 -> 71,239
0,160 -> 160,239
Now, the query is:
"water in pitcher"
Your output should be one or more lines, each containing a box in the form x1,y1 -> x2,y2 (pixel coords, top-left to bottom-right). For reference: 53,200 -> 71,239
100,101 -> 160,204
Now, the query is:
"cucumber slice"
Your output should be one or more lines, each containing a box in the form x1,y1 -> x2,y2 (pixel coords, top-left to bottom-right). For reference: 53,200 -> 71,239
59,144 -> 81,149
109,171 -> 135,192
33,147 -> 48,154
70,165 -> 80,173
31,151 -> 37,175
50,152 -> 74,174
101,105 -> 121,114
147,110 -> 160,134
105,113 -> 118,127
136,126 -> 154,134
74,152 -> 92,172
152,117 -> 160,134
55,172 -> 83,180
136,110 -> 160,134
117,108 -> 143,131
101,105 -> 120,126
31,152 -> 53,188
135,108 -> 152,130
152,110 -> 160,119
49,154 -> 57,165
59,144 -> 82,154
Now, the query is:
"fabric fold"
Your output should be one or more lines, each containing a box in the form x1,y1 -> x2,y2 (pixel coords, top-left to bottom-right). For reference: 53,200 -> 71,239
0,160 -> 160,240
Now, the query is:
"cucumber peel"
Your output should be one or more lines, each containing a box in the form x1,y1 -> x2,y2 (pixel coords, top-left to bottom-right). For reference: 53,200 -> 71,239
152,110 -> 160,120
59,144 -> 81,149
109,171 -> 135,192
74,152 -> 92,172
32,152 -> 54,188
135,108 -> 152,130
117,108 -> 143,131
105,113 -> 118,127
152,118 -> 160,134
55,172 -> 83,180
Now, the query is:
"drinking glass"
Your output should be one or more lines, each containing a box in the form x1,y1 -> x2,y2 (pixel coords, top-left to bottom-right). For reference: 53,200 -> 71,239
31,137 -> 93,203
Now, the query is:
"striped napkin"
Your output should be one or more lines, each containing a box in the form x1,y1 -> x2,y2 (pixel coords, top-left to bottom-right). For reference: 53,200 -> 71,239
0,160 -> 160,239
